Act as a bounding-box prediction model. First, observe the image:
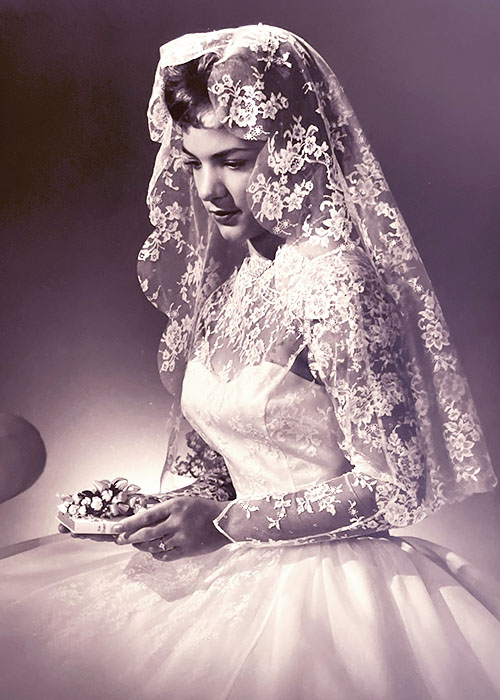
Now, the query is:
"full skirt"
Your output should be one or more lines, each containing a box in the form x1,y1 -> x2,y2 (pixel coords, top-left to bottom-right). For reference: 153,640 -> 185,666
1,533 -> 500,700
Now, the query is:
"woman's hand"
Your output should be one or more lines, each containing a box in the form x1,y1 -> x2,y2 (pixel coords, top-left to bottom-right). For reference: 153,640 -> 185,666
114,496 -> 230,560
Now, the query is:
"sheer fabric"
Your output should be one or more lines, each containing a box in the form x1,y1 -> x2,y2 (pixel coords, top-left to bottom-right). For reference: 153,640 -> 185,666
0,25 -> 499,700
2,533 -> 500,700
138,24 -> 495,529
214,469 -> 387,545
197,244 -> 425,538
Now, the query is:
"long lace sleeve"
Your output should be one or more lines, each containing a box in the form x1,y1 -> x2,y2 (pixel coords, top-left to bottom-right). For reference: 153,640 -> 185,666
213,247 -> 427,545
214,470 -> 389,545
302,249 -> 427,526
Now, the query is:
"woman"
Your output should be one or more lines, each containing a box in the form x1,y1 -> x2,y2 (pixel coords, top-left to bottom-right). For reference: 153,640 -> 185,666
1,24 -> 500,700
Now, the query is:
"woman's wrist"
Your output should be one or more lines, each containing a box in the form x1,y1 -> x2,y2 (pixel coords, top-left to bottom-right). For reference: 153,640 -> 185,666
212,500 -> 237,543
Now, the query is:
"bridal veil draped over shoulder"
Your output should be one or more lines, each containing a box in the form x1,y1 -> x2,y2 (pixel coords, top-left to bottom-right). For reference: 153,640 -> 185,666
138,24 -> 494,521
1,24 -> 500,700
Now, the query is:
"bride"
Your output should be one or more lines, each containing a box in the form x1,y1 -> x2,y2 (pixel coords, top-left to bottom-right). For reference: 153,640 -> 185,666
1,24 -> 500,700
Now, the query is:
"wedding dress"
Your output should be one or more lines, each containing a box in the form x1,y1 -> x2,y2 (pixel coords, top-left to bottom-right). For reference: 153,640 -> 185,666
1,23 -> 499,700
1,245 -> 500,700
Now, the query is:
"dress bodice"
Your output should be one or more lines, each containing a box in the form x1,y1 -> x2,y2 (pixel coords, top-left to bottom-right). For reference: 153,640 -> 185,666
181,357 -> 348,500
179,239 -> 492,541
180,243 -> 348,499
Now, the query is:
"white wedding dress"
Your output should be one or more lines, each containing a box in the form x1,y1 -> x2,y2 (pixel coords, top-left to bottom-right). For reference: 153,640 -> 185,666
1,249 -> 500,700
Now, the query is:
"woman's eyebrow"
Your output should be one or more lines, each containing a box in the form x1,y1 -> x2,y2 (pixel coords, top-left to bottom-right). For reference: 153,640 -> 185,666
181,146 -> 259,159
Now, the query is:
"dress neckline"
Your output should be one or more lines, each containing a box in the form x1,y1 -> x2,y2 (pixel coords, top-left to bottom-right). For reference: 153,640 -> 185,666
245,240 -> 274,278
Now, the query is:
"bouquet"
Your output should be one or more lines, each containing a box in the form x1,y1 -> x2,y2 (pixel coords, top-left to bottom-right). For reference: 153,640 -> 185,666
57,477 -> 160,535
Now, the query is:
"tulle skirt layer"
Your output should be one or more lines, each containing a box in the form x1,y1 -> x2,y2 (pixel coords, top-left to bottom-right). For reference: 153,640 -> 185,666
1,533 -> 500,700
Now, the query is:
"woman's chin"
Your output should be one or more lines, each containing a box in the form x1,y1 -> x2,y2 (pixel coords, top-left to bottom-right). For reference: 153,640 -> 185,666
216,225 -> 251,243
216,222 -> 275,246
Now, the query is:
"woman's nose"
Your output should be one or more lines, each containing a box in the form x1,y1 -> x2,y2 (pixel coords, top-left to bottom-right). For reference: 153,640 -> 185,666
195,166 -> 227,202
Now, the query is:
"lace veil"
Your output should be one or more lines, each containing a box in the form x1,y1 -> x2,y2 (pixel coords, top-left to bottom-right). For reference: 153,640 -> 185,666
137,24 -> 495,523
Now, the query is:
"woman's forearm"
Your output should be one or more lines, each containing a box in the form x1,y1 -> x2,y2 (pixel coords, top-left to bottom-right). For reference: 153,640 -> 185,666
213,470 -> 390,546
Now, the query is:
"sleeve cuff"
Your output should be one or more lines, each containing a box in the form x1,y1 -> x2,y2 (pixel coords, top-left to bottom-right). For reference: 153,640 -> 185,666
212,501 -> 238,543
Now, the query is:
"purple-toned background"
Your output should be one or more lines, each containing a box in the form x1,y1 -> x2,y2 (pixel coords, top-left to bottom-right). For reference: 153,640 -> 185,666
1,0 -> 499,572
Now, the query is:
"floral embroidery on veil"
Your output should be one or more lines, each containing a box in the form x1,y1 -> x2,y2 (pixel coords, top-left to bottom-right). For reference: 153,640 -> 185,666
137,24 -> 495,527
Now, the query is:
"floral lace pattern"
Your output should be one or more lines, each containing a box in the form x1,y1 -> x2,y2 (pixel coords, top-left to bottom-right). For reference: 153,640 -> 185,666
181,245 -> 493,543
214,470 -> 388,546
192,250 -> 300,381
138,25 -> 495,509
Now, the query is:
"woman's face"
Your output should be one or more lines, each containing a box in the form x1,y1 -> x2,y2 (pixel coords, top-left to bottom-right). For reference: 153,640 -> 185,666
181,113 -> 269,243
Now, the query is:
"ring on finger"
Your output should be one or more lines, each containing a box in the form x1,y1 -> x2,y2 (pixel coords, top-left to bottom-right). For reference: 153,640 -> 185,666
158,539 -> 175,552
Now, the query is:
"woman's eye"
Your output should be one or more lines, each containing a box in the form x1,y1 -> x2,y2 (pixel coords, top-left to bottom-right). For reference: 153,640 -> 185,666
224,160 -> 247,170
182,160 -> 201,171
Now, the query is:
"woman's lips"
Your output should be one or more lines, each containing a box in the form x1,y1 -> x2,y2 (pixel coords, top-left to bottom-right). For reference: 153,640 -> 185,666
210,209 -> 241,226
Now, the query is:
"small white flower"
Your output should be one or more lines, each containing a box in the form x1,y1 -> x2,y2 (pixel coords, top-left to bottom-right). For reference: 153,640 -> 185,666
230,94 -> 259,127
91,496 -> 103,511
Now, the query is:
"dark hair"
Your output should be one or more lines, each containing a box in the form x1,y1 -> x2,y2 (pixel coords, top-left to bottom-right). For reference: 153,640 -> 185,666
163,52 -> 220,128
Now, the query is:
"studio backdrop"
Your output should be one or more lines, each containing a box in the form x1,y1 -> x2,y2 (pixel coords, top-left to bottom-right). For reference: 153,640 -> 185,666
1,0 -> 499,575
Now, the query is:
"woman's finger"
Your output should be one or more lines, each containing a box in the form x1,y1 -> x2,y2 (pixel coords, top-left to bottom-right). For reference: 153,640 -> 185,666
132,534 -> 183,557
117,523 -> 174,545
131,541 -> 160,553
131,539 -> 172,553
116,501 -> 172,536
153,535 -> 184,560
